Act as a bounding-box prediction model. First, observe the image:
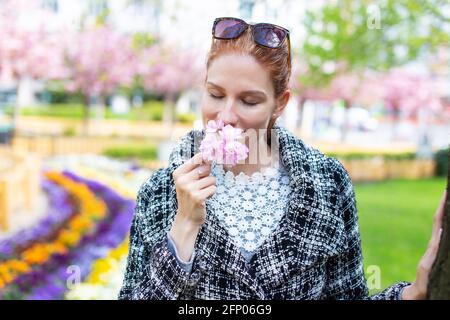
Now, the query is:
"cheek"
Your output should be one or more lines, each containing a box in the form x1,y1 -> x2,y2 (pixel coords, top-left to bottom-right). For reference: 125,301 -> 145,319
238,107 -> 273,129
200,97 -> 220,120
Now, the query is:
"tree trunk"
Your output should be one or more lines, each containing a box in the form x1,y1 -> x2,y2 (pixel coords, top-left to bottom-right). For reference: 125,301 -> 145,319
82,95 -> 90,136
296,97 -> 305,130
94,96 -> 106,120
340,100 -> 350,142
391,104 -> 400,141
163,93 -> 176,140
12,102 -> 20,133
427,150 -> 450,299
12,77 -> 29,132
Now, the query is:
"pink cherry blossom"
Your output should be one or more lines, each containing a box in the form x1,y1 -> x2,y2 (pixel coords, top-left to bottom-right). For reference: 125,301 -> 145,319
205,119 -> 224,133
199,120 -> 248,166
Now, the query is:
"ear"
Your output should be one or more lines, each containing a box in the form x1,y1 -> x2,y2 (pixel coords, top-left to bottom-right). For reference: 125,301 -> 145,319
272,89 -> 291,119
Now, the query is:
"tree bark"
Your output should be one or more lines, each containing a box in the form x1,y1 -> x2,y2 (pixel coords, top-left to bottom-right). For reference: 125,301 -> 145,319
163,93 -> 176,140
296,97 -> 305,130
82,95 -> 90,136
427,149 -> 450,299
340,99 -> 350,142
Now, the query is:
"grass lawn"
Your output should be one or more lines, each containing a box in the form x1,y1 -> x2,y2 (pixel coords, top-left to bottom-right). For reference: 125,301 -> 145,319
4,102 -> 196,123
354,178 -> 446,295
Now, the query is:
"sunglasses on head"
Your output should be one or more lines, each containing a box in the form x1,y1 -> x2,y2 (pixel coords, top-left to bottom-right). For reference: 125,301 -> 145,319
212,17 -> 291,71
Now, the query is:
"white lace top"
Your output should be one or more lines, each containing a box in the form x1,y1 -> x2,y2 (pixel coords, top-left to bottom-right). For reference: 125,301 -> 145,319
206,162 -> 291,262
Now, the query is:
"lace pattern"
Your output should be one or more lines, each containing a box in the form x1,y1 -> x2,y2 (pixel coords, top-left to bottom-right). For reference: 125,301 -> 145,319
206,162 -> 291,259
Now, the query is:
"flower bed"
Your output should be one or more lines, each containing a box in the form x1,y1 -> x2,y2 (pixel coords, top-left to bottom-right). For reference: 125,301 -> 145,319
0,171 -> 135,299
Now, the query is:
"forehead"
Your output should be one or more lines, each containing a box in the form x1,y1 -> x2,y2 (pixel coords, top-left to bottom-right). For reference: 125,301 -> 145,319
207,53 -> 273,95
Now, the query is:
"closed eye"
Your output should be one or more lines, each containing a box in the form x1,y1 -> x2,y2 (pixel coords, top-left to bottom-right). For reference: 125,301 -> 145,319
209,93 -> 224,99
209,93 -> 258,106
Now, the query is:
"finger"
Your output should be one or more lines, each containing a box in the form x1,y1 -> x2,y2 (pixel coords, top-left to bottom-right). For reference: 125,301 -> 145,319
197,185 -> 217,205
182,163 -> 212,182
174,153 -> 204,176
197,164 -> 212,179
193,176 -> 216,190
432,190 -> 447,240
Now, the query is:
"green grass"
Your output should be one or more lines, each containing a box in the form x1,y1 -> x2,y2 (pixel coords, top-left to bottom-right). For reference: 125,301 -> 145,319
4,101 -> 196,123
102,144 -> 158,161
355,178 -> 446,295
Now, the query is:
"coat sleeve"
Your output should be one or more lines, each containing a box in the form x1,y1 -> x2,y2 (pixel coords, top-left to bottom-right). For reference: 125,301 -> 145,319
118,172 -> 192,300
321,158 -> 412,300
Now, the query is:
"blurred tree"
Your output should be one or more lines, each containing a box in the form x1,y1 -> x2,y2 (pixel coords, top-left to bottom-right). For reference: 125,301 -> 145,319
0,0 -> 66,132
139,44 -> 203,138
299,0 -> 449,140
302,0 -> 449,86
63,26 -> 138,135
380,69 -> 442,139
290,57 -> 334,131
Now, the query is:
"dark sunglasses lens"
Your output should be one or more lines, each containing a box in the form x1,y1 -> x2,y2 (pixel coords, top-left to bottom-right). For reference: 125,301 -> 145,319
214,19 -> 246,38
253,25 -> 286,48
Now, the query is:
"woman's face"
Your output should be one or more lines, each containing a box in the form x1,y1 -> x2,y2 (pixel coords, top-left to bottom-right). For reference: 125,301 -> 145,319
201,53 -> 289,136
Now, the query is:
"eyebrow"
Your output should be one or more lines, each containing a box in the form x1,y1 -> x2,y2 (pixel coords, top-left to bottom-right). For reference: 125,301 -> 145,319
206,82 -> 267,97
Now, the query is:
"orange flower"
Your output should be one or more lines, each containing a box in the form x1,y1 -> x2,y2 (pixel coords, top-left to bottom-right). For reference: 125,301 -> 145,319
48,242 -> 68,255
58,229 -> 79,247
0,264 -> 13,283
6,260 -> 30,273
21,245 -> 51,265
69,215 -> 93,231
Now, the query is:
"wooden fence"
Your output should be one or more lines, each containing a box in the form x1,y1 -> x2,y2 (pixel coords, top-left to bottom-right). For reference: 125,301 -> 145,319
0,148 -> 40,231
12,134 -> 157,156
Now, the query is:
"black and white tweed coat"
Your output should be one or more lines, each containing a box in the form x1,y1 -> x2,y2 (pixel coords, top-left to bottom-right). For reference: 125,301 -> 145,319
118,124 -> 411,300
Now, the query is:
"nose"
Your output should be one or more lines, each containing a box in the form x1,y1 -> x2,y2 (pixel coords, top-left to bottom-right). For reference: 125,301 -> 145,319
220,100 -> 238,126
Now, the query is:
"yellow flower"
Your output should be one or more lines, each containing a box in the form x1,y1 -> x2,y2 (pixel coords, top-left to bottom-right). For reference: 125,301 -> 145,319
47,242 -> 68,255
58,229 -> 81,247
21,245 -> 50,265
88,259 -> 114,284
69,216 -> 93,232
7,260 -> 30,273
0,264 -> 13,283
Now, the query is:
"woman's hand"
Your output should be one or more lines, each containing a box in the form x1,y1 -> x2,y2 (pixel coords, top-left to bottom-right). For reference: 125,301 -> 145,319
402,190 -> 447,300
169,153 -> 216,261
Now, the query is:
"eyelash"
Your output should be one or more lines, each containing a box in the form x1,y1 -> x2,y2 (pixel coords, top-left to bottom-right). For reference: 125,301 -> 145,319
208,93 -> 258,106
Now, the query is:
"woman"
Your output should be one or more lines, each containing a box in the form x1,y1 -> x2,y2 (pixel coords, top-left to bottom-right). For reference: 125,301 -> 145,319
119,17 -> 445,300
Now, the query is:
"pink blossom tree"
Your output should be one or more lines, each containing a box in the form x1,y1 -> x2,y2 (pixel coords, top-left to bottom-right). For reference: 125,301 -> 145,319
63,26 -> 138,134
0,0 -> 66,130
380,69 -> 443,139
291,65 -> 387,141
140,43 -> 203,136
326,71 -> 388,141
289,57 -> 334,129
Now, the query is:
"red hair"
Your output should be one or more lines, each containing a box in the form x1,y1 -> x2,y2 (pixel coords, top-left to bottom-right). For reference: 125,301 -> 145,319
205,27 -> 291,99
